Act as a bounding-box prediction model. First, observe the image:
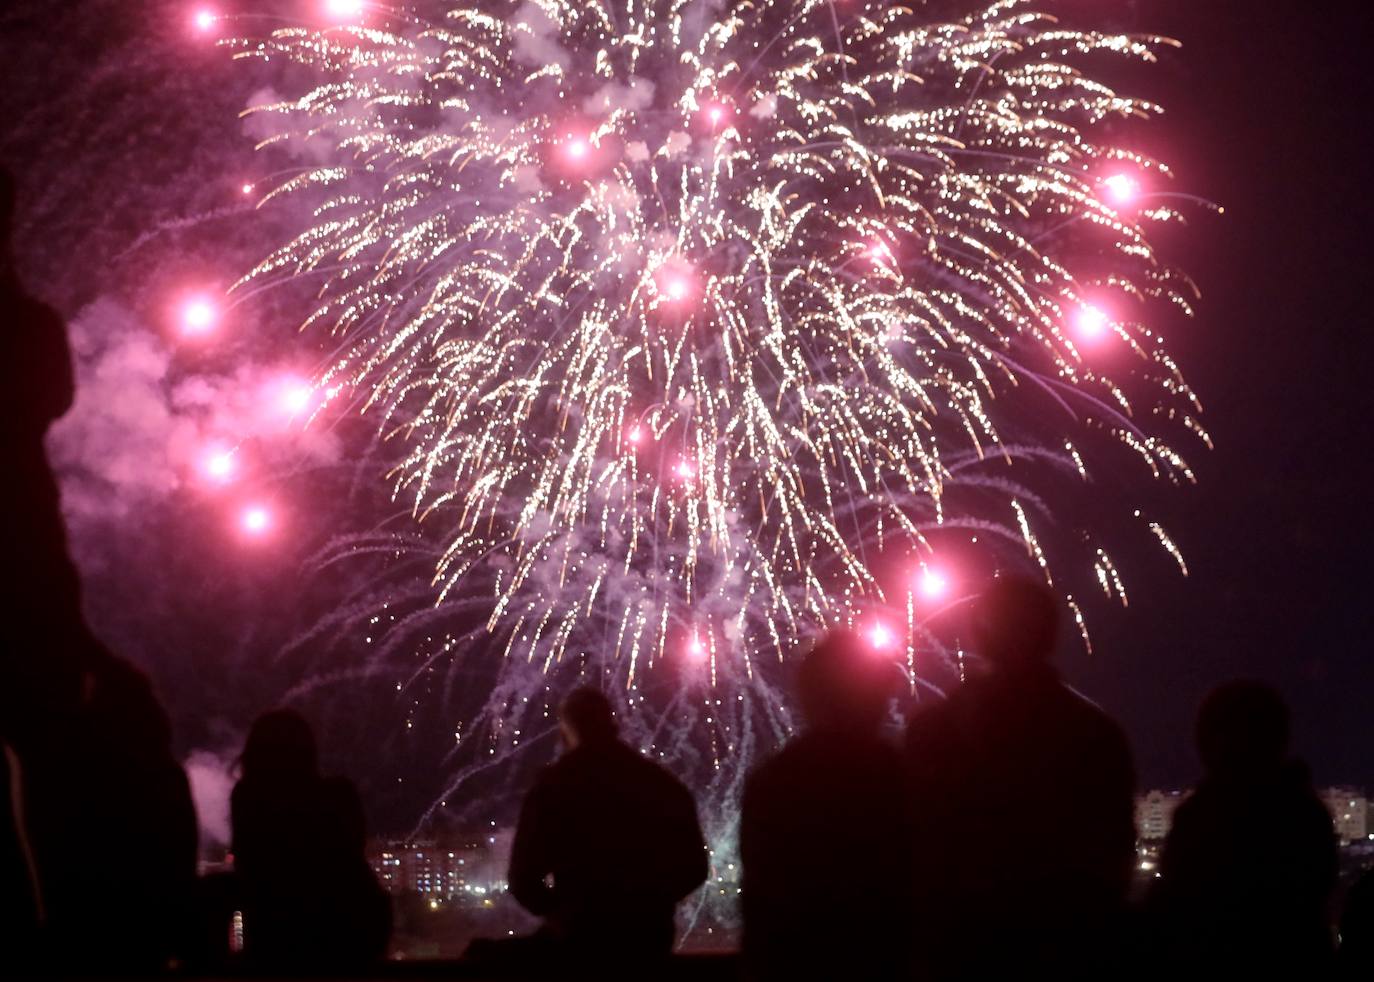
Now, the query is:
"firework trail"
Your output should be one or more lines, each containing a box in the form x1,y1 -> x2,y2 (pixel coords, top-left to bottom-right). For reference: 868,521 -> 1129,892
232,0 -> 1206,916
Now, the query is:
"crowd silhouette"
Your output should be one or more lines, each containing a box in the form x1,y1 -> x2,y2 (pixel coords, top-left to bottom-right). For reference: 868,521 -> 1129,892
1,162 -> 1371,979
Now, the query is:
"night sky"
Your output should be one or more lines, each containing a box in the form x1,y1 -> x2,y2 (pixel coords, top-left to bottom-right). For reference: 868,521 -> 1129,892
2,0 -> 1372,831
1059,0 -> 1374,790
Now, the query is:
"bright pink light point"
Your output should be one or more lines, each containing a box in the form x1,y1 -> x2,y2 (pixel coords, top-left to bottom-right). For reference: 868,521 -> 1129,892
192,8 -> 217,33
241,505 -> 271,535
241,182 -> 254,195
281,381 -> 313,415
918,567 -> 948,600
1102,173 -> 1139,205
626,425 -> 644,446
565,137 -> 589,161
687,634 -> 708,660
204,450 -> 235,482
664,275 -> 690,301
324,0 -> 365,20
674,459 -> 696,481
181,297 -> 218,335
1076,304 -> 1109,339
869,622 -> 895,650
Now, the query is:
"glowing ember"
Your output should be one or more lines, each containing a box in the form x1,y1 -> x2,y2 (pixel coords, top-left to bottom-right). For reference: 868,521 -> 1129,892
1076,304 -> 1109,339
917,567 -> 948,599
324,0 -> 365,21
241,505 -> 272,535
204,449 -> 236,482
281,380 -> 314,415
1102,173 -> 1140,205
869,622 -> 895,650
181,296 -> 218,335
867,239 -> 892,263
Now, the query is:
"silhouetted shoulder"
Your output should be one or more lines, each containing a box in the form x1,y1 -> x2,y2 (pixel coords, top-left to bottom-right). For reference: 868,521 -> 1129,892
3,291 -> 74,431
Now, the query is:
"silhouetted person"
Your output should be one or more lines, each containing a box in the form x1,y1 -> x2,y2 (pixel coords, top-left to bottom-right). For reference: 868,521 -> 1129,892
503,687 -> 707,970
231,709 -> 391,970
0,164 -> 80,960
1339,869 -> 1374,976
906,575 -> 1136,979
1151,681 -> 1337,973
741,629 -> 910,982
16,646 -> 199,971
0,165 -> 86,722
1,167 -> 196,971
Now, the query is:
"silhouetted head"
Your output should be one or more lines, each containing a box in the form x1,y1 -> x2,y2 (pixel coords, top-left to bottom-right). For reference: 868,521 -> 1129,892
559,687 -> 618,750
797,629 -> 901,732
241,708 -> 319,784
1196,680 -> 1290,778
971,575 -> 1059,671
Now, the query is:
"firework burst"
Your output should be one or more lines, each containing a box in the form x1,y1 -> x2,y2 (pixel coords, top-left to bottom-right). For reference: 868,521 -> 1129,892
234,0 -> 1206,851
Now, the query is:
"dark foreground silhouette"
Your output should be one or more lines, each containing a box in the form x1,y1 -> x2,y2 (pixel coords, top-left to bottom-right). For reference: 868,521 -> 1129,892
741,628 -> 910,981
473,688 -> 706,975
1,167 -> 197,974
1150,680 -> 1338,973
228,709 -> 391,970
906,576 -> 1138,979
1341,868 -> 1374,975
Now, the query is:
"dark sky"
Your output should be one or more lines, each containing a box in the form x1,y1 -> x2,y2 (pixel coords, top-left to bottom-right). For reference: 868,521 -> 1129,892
4,0 -> 1373,809
1060,0 -> 1374,789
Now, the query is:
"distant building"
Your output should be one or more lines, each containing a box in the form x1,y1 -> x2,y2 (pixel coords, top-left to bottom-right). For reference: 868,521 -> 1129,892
368,828 -> 512,902
1320,788 -> 1369,844
1135,789 -> 1188,842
